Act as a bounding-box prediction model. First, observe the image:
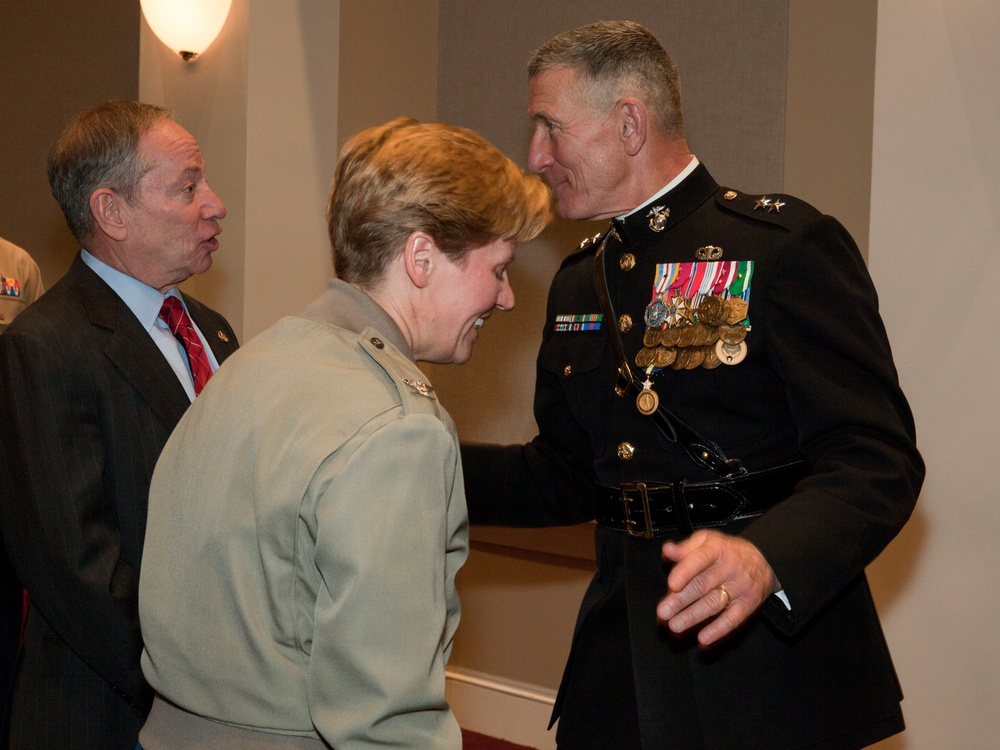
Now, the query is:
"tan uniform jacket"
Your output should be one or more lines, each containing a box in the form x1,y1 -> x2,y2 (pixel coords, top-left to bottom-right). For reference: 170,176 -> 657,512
0,237 -> 44,332
139,280 -> 467,750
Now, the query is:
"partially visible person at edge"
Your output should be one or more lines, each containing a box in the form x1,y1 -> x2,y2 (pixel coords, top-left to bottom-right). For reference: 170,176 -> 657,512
460,21 -> 924,750
0,235 -> 45,721
0,100 -> 238,750
0,236 -> 44,333
136,117 -> 552,749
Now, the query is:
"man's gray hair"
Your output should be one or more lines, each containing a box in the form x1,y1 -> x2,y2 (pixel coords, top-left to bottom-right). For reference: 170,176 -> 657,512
528,20 -> 684,139
47,101 -> 175,244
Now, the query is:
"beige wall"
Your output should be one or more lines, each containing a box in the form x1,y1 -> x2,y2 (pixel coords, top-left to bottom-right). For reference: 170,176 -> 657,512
140,0 -> 250,337
141,0 -> 339,343
0,0 -> 140,285
338,0 -> 439,152
785,0 -> 877,259
864,2 -> 1000,747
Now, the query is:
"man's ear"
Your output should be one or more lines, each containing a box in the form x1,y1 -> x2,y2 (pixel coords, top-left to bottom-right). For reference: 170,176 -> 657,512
402,231 -> 437,289
89,188 -> 128,241
618,98 -> 648,157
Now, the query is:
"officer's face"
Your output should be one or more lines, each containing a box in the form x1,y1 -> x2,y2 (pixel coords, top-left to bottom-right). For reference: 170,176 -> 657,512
418,238 -> 516,365
528,67 -> 629,221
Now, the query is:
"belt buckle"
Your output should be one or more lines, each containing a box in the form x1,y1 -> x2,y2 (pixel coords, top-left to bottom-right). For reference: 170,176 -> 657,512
620,481 -> 654,539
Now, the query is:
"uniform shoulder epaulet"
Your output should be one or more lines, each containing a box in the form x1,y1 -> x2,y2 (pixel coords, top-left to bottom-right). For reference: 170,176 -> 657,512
559,229 -> 608,271
715,187 -> 821,229
358,328 -> 444,419
575,230 -> 607,252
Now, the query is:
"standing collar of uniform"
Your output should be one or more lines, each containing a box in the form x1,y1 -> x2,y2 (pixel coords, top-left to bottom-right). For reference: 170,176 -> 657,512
618,156 -> 700,221
80,248 -> 177,332
299,277 -> 415,362
611,159 -> 718,247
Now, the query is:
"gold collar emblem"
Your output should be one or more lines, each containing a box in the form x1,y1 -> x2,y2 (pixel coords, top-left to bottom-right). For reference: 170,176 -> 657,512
647,205 -> 669,232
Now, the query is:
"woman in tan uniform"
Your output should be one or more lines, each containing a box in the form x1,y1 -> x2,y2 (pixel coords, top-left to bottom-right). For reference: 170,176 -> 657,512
137,118 -> 551,749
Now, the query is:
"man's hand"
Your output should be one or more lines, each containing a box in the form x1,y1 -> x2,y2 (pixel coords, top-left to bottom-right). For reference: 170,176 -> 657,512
656,529 -> 778,646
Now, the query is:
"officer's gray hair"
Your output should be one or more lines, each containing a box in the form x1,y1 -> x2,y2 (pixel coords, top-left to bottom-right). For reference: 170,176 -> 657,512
528,20 -> 684,140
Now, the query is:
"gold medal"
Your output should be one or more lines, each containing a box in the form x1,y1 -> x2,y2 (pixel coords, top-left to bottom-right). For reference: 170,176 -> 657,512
635,347 -> 656,368
636,380 -> 659,415
654,346 -> 676,368
725,298 -> 749,325
671,348 -> 691,370
715,340 -> 748,366
691,324 -> 713,346
659,327 -> 680,347
696,295 -> 727,326
685,348 -> 706,369
702,346 -> 722,369
677,325 -> 697,348
718,324 -> 747,345
643,328 -> 662,348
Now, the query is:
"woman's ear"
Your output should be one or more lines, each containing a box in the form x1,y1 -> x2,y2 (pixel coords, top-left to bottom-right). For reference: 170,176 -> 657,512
402,231 -> 437,289
89,188 -> 128,241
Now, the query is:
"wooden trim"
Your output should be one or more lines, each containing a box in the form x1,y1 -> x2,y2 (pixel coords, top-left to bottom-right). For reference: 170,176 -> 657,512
469,523 -> 596,567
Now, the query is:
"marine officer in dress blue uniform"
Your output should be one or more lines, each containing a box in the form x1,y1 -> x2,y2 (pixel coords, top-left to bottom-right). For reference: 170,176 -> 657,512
461,20 -> 924,750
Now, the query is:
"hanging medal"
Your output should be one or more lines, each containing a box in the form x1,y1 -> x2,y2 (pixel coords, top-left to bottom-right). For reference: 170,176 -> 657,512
636,366 -> 659,415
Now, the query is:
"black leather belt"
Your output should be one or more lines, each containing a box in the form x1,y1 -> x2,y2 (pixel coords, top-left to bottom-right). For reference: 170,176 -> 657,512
596,460 -> 808,539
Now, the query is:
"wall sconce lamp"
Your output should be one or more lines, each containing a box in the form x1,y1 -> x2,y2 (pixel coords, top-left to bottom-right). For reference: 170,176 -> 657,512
140,0 -> 233,62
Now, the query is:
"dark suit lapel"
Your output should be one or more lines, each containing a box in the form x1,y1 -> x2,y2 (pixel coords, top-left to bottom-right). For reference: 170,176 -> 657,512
183,293 -> 240,364
66,256 -> 191,429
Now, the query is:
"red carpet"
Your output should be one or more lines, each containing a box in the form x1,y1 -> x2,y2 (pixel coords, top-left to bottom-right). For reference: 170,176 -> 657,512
462,728 -> 539,749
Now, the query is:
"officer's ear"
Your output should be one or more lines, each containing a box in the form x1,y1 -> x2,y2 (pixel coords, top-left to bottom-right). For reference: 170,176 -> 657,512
402,231 -> 436,289
618,98 -> 647,157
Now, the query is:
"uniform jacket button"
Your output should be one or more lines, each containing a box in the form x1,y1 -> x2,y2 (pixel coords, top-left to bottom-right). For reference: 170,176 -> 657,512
617,442 -> 636,461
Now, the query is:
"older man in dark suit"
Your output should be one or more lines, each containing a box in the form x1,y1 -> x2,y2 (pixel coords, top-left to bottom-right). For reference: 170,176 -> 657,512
0,101 -> 238,750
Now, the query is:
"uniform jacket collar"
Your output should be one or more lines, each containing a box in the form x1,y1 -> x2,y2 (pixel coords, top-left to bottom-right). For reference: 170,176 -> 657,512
611,163 -> 719,248
300,277 -> 415,362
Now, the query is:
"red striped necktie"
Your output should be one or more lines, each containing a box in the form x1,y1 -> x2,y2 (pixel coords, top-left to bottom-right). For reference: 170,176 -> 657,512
158,296 -> 213,395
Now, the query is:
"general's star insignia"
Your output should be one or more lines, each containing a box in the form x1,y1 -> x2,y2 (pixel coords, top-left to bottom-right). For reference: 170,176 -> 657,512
766,198 -> 786,213
753,196 -> 772,211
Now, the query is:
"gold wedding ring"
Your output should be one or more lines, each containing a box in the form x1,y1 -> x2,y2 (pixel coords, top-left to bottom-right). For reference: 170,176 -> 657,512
717,584 -> 731,610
